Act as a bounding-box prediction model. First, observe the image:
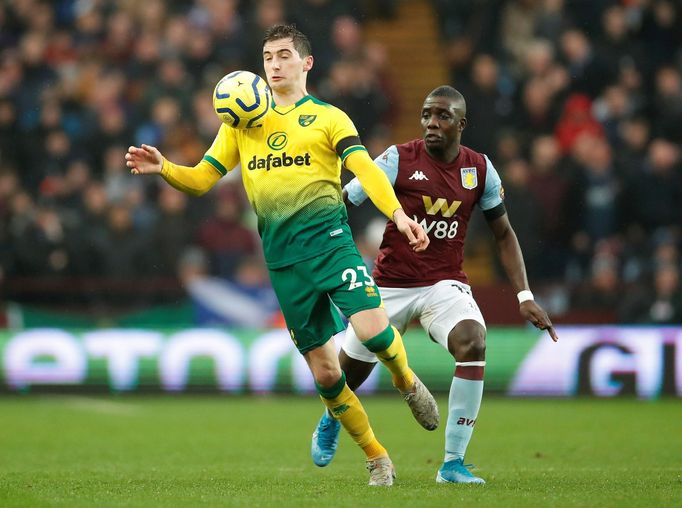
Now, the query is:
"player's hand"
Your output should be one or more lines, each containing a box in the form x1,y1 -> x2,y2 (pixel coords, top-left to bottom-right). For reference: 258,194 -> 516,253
520,301 -> 559,342
393,208 -> 429,252
126,144 -> 163,175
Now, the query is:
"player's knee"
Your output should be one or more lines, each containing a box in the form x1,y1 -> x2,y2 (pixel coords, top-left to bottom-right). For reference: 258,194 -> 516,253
312,366 -> 343,389
350,308 -> 389,341
449,321 -> 486,361
465,335 -> 486,360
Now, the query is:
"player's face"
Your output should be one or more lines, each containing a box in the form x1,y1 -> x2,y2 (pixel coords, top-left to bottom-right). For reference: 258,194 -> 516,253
420,97 -> 466,153
263,38 -> 313,93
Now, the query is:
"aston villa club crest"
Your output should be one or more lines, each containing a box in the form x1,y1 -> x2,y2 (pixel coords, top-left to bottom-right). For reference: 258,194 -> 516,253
460,167 -> 478,189
298,114 -> 317,127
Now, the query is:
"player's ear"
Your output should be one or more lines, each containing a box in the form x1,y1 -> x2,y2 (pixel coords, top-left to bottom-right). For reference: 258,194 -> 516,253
458,117 -> 467,132
303,55 -> 314,72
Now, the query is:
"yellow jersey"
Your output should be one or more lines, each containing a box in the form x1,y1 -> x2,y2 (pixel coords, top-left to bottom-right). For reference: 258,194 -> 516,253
203,95 -> 365,269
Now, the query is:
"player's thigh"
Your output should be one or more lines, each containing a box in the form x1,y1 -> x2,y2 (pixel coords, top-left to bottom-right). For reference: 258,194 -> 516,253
342,286 -> 422,362
419,280 -> 486,351
379,286 -> 425,334
316,244 -> 384,320
269,263 -> 344,355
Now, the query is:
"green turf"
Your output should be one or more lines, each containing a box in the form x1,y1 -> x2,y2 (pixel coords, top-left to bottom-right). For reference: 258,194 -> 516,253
0,396 -> 680,507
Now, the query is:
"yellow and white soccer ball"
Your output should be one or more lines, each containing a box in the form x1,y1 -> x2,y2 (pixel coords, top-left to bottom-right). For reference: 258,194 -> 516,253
213,70 -> 271,129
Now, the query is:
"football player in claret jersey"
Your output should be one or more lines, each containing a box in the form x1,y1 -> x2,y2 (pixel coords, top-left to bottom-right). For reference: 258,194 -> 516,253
126,24 -> 440,486
311,86 -> 559,484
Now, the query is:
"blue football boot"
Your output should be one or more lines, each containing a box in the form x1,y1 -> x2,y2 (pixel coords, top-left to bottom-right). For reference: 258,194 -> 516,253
311,411 -> 341,467
436,458 -> 486,484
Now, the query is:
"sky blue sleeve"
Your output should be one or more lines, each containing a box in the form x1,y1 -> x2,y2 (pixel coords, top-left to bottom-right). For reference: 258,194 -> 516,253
479,155 -> 504,211
344,145 -> 399,206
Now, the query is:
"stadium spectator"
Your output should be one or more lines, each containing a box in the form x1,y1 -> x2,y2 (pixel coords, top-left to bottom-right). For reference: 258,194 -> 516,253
593,84 -> 634,147
559,28 -> 613,98
639,0 -> 680,70
149,186 -> 194,276
500,0 -> 541,76
554,93 -> 604,154
455,54 -> 513,156
11,202 -> 71,277
533,0 -> 572,46
619,262 -> 682,324
493,129 -> 523,167
195,183 -> 259,279
567,136 -> 620,246
318,58 -> 389,139
500,158 -> 543,279
69,181 -> 109,277
519,38 -> 569,95
288,0 -> 362,84
526,136 -> 570,279
242,0 -> 288,72
515,77 -> 559,141
0,99 -> 19,167
571,251 -> 622,313
331,16 -> 365,61
621,138 -> 682,236
652,65 -> 682,142
596,4 -> 646,79
96,202 -> 150,280
53,159 -> 92,217
614,116 -> 650,179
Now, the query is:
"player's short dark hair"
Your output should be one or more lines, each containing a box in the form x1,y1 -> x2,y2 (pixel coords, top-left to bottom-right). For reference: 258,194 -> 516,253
427,85 -> 466,113
263,24 -> 312,57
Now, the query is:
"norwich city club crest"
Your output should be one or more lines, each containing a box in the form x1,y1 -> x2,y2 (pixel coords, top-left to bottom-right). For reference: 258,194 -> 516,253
298,114 -> 317,127
460,167 -> 478,190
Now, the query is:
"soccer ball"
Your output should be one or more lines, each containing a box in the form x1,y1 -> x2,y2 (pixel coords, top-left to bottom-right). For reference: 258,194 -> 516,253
213,71 -> 271,129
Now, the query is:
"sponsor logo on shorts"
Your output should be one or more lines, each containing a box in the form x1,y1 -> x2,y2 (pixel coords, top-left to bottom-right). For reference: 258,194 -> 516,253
365,286 -> 379,297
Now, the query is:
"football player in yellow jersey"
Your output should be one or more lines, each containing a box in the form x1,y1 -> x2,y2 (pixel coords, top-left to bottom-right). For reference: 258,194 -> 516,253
126,24 -> 439,486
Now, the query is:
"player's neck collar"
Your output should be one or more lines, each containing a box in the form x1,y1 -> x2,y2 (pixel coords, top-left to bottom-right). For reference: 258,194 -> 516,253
271,95 -> 312,114
423,142 -> 462,165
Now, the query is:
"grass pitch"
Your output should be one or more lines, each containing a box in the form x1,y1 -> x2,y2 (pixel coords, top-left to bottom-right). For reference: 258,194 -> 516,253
0,396 -> 680,507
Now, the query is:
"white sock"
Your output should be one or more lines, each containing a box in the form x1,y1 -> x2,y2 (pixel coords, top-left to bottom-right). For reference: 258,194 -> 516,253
444,361 -> 485,462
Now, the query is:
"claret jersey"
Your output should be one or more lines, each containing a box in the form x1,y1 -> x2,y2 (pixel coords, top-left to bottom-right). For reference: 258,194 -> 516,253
203,95 -> 364,269
346,139 -> 504,287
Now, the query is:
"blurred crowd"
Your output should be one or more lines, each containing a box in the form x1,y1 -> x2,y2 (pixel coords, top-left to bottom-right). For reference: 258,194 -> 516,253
432,0 -> 682,323
0,0 -> 681,325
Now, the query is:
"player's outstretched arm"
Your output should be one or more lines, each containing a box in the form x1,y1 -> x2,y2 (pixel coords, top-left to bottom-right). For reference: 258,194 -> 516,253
344,149 -> 429,252
127,144 -> 221,196
487,213 -> 559,342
